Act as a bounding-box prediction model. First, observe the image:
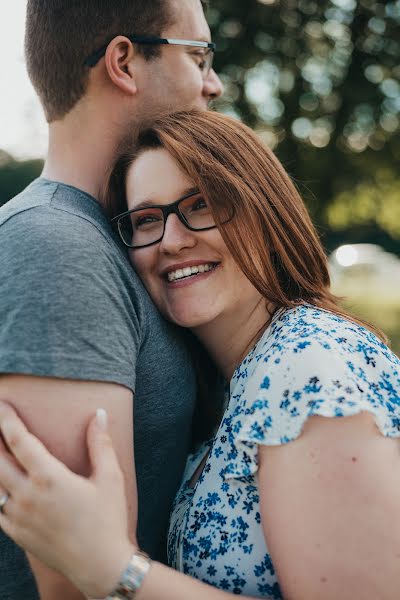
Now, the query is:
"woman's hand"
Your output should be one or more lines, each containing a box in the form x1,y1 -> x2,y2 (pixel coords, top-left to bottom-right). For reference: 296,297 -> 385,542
0,402 -> 135,599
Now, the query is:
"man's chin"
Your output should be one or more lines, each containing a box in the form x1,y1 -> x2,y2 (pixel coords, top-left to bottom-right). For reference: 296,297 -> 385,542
192,99 -> 211,112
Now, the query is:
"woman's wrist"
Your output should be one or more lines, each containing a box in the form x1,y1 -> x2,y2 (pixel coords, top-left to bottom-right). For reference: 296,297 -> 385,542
105,549 -> 152,599
78,540 -> 137,599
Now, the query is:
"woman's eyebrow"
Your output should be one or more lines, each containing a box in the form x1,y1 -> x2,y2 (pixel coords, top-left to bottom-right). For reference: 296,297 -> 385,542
179,187 -> 201,199
133,187 -> 200,210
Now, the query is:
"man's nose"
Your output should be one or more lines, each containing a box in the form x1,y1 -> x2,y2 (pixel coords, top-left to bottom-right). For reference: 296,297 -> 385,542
203,69 -> 224,100
160,214 -> 197,254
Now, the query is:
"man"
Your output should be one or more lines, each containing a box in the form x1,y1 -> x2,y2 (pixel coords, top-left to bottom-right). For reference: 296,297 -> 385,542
0,1 -> 223,598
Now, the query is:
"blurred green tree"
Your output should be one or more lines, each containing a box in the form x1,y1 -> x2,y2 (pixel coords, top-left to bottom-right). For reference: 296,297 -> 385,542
209,0 -> 400,254
0,151 -> 43,208
327,168 -> 400,236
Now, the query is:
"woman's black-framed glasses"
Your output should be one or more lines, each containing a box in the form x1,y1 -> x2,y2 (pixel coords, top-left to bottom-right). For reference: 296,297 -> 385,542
111,190 -> 232,250
84,36 -> 216,78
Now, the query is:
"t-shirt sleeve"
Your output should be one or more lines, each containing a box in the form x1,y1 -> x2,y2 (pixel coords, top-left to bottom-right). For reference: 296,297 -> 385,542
0,207 -> 141,391
224,336 -> 400,480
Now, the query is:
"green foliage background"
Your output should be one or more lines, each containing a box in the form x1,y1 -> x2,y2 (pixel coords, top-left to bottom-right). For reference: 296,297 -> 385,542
208,0 -> 400,255
207,0 -> 400,353
1,0 -> 399,351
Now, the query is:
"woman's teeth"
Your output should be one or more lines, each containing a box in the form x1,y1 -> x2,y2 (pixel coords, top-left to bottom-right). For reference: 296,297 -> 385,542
167,264 -> 216,282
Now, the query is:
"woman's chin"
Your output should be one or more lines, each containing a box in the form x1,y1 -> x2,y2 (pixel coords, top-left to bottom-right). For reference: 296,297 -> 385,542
164,307 -> 215,330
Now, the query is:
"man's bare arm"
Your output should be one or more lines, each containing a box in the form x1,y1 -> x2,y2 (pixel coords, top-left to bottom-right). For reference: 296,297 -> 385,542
0,374 -> 137,600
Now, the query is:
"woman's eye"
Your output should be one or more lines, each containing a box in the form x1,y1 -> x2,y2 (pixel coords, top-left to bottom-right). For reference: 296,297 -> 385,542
134,215 -> 161,228
191,198 -> 208,211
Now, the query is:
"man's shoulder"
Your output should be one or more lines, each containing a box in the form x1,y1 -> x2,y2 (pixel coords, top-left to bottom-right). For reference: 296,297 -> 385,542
1,178 -> 109,237
0,178 -> 55,222
0,182 -> 149,388
0,178 -> 149,308
0,178 -> 124,259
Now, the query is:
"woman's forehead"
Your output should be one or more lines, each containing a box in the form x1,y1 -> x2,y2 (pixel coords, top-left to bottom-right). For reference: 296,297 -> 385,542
126,148 -> 194,208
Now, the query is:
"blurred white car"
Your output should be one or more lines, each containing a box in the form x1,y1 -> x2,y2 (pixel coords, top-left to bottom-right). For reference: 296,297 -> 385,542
328,243 -> 400,300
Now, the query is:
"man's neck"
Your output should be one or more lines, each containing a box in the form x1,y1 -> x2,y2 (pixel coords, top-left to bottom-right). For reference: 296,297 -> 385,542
41,112 -> 124,204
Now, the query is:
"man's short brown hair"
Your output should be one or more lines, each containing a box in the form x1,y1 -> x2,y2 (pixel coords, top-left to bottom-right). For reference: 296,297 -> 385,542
25,0 -> 175,122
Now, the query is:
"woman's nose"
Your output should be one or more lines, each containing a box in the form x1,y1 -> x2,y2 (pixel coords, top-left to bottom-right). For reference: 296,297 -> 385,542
159,214 -> 197,255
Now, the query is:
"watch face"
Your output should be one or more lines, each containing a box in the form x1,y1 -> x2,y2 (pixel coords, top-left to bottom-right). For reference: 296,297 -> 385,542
110,589 -> 135,600
106,552 -> 151,599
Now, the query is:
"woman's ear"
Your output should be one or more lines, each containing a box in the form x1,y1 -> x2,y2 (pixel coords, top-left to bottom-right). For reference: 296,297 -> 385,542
104,36 -> 138,96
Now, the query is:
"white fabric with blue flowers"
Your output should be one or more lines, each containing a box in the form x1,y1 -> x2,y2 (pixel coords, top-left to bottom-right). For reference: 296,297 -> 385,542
168,304 -> 400,598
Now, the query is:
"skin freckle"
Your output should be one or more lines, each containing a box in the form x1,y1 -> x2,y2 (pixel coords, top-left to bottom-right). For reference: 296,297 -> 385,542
309,451 -> 318,463
320,576 -> 328,583
351,456 -> 357,462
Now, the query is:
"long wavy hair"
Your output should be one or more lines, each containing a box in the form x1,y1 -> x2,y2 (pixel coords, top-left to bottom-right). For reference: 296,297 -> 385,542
105,110 -> 388,444
106,109 -> 386,345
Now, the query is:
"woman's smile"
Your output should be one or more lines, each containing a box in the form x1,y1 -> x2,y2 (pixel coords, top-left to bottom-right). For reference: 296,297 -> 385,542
163,261 -> 220,286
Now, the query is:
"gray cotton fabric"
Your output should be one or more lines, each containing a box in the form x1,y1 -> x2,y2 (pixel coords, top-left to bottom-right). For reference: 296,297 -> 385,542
0,179 -> 197,599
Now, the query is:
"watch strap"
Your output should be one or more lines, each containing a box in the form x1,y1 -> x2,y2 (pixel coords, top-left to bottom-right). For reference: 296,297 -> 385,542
106,550 -> 152,599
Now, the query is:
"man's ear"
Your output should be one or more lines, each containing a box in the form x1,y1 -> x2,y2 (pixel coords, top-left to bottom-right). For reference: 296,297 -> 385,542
104,36 -> 138,95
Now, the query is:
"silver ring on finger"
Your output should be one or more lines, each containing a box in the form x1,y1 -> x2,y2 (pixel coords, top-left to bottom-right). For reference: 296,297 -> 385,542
0,492 -> 10,514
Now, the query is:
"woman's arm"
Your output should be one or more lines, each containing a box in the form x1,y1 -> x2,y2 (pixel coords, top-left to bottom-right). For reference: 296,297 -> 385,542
140,413 -> 400,600
0,402 -> 266,600
258,411 -> 400,600
3,401 -> 399,600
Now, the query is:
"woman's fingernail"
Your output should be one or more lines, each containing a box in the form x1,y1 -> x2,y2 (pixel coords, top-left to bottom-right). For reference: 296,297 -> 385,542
96,408 -> 108,431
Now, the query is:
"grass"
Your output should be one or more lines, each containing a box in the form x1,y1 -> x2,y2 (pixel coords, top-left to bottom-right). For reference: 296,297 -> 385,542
332,279 -> 400,357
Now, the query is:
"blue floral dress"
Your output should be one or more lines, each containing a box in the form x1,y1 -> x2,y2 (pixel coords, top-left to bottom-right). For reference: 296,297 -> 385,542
168,304 -> 400,597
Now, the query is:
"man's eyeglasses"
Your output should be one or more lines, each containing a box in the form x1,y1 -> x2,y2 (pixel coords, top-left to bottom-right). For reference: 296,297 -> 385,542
84,36 -> 216,78
111,190 -> 232,249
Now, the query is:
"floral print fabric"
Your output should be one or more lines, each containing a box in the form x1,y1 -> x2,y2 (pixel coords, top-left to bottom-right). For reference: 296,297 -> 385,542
168,304 -> 400,597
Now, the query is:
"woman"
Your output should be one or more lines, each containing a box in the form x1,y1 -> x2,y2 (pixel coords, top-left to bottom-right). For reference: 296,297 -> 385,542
0,110 -> 399,600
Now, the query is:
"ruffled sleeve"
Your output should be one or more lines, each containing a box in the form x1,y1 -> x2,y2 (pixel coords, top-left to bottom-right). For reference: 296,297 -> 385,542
223,335 -> 400,480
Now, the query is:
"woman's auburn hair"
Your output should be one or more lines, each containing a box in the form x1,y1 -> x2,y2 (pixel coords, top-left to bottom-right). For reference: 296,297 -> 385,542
106,109 -> 387,345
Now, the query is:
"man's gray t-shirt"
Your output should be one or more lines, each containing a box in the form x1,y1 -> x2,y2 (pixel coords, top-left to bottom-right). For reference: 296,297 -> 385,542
0,179 -> 196,599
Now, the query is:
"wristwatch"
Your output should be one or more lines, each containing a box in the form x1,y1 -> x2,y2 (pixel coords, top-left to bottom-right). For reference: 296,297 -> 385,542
106,550 -> 152,599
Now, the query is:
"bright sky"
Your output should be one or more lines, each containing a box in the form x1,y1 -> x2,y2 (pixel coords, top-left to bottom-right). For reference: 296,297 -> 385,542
0,1 -> 47,159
